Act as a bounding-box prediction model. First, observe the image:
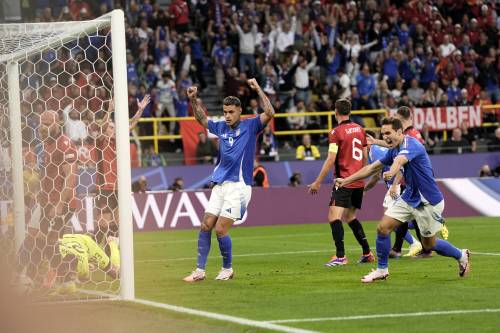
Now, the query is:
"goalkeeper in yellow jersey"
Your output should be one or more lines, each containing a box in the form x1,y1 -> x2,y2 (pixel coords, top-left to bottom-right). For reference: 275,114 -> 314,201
45,234 -> 120,294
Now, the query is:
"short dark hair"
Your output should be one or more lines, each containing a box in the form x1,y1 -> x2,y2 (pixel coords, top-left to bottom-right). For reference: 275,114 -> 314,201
223,96 -> 241,107
396,106 -> 412,120
381,117 -> 403,131
365,129 -> 376,138
335,99 -> 351,115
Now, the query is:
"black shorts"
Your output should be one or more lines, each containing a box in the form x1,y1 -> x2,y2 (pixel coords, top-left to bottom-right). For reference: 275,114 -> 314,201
96,189 -> 118,211
329,187 -> 363,209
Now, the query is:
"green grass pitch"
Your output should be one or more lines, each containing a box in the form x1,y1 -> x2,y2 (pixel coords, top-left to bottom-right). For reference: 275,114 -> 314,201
54,217 -> 500,332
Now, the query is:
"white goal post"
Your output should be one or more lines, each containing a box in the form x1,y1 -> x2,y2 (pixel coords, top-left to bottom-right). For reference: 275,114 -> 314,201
0,9 -> 134,301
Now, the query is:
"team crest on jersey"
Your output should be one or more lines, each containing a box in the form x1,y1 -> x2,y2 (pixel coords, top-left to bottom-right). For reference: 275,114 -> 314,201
235,129 -> 240,137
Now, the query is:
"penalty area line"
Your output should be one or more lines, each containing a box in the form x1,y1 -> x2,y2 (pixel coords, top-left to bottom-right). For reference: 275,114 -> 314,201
133,298 -> 319,333
265,308 -> 500,324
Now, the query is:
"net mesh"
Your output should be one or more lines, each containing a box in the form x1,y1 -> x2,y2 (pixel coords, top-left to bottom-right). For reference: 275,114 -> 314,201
0,15 -> 121,301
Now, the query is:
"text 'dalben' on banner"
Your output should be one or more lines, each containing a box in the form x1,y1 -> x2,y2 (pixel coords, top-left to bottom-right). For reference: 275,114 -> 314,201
391,106 -> 482,131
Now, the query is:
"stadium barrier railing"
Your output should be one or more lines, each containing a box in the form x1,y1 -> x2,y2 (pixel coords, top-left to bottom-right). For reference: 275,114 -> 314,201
134,106 -> 499,154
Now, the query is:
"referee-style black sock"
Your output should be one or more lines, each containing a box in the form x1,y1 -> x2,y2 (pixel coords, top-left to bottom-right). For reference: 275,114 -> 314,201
392,222 -> 409,252
330,220 -> 345,258
348,219 -> 371,254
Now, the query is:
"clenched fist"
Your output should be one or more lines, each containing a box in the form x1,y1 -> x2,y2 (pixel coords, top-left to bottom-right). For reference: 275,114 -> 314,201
247,78 -> 261,91
187,86 -> 198,99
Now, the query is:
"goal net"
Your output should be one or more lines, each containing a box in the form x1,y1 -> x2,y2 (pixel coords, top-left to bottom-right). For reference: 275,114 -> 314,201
0,10 -> 134,301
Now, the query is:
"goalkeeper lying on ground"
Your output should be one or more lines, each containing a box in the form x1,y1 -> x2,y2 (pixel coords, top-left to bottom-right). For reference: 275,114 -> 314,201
44,234 -> 120,294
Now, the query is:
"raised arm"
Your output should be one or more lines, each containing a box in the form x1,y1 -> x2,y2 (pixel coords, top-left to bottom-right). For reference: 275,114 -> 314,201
129,94 -> 151,131
247,78 -> 275,126
187,86 -> 208,128
367,134 -> 390,148
336,160 -> 385,188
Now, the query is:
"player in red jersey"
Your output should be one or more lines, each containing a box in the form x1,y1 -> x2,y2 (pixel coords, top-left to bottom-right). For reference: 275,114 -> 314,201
309,99 -> 374,266
94,96 -> 150,244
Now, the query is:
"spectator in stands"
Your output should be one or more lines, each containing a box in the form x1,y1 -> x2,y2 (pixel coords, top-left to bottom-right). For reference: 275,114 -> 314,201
479,165 -> 493,177
447,78 -> 461,105
460,121 -> 477,153
287,99 -> 306,131
407,78 -> 425,106
422,81 -> 444,107
195,131 -> 217,164
441,128 -> 471,154
168,177 -> 184,191
143,146 -> 165,167
246,98 -> 263,115
259,125 -> 278,162
213,38 -> 233,89
233,15 -> 258,76
156,72 -> 177,134
63,106 -> 87,143
289,171 -> 302,187
294,54 -> 317,105
296,134 -> 320,161
253,161 -> 269,188
487,127 -> 500,152
132,176 -> 149,193
356,64 -> 377,110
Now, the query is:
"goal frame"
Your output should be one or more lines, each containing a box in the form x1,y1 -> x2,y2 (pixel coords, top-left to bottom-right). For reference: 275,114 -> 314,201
0,9 -> 135,301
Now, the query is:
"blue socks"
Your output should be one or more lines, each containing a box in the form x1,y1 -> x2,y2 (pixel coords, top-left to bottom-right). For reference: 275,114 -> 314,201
376,233 -> 391,269
433,239 -> 462,260
217,235 -> 233,269
196,230 -> 211,269
403,231 -> 415,245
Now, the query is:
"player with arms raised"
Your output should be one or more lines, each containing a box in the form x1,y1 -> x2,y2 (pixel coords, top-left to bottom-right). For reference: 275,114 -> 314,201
309,99 -> 374,266
183,79 -> 275,282
336,117 -> 470,282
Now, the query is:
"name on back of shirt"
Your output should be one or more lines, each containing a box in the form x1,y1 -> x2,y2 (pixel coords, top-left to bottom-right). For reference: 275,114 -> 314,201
345,127 -> 362,134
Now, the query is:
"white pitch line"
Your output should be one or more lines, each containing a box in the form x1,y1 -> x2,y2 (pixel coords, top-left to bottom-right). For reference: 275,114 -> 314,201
133,298 -> 319,333
135,232 -> 327,245
136,249 -> 331,263
472,251 -> 500,256
265,308 -> 500,324
136,248 -> 500,263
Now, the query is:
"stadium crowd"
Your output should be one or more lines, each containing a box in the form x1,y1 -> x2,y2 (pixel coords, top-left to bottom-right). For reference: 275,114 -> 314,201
22,0 -> 500,166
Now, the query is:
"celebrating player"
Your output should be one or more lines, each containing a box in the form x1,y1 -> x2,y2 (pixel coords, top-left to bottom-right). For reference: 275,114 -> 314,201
308,99 -> 374,266
335,117 -> 470,283
364,130 -> 422,258
367,106 -> 448,257
183,79 -> 275,282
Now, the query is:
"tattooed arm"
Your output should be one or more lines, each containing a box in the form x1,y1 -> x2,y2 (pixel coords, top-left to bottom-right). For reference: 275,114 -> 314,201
187,86 -> 208,128
247,78 -> 275,126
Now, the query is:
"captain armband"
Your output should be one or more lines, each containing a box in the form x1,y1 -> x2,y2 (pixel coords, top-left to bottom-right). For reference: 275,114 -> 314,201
328,143 -> 338,153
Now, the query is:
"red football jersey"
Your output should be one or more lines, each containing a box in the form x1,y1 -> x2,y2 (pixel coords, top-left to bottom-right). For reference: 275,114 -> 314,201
97,137 -> 117,191
40,134 -> 77,206
329,120 -> 367,188
404,126 -> 424,144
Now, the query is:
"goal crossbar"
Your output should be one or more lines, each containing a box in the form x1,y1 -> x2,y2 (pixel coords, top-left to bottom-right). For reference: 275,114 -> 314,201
0,14 -> 112,63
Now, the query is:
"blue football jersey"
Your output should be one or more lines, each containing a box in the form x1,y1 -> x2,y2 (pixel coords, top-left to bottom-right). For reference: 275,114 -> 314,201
208,117 -> 264,185
380,135 -> 443,207
368,144 -> 392,188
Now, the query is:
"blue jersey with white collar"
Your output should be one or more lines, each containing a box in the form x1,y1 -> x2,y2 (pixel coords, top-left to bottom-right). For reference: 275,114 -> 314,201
380,135 -> 443,207
208,117 -> 264,185
368,144 -> 392,188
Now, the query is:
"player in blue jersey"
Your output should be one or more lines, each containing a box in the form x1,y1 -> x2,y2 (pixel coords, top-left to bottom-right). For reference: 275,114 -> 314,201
364,130 -> 422,258
335,117 -> 470,283
183,80 -> 275,282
